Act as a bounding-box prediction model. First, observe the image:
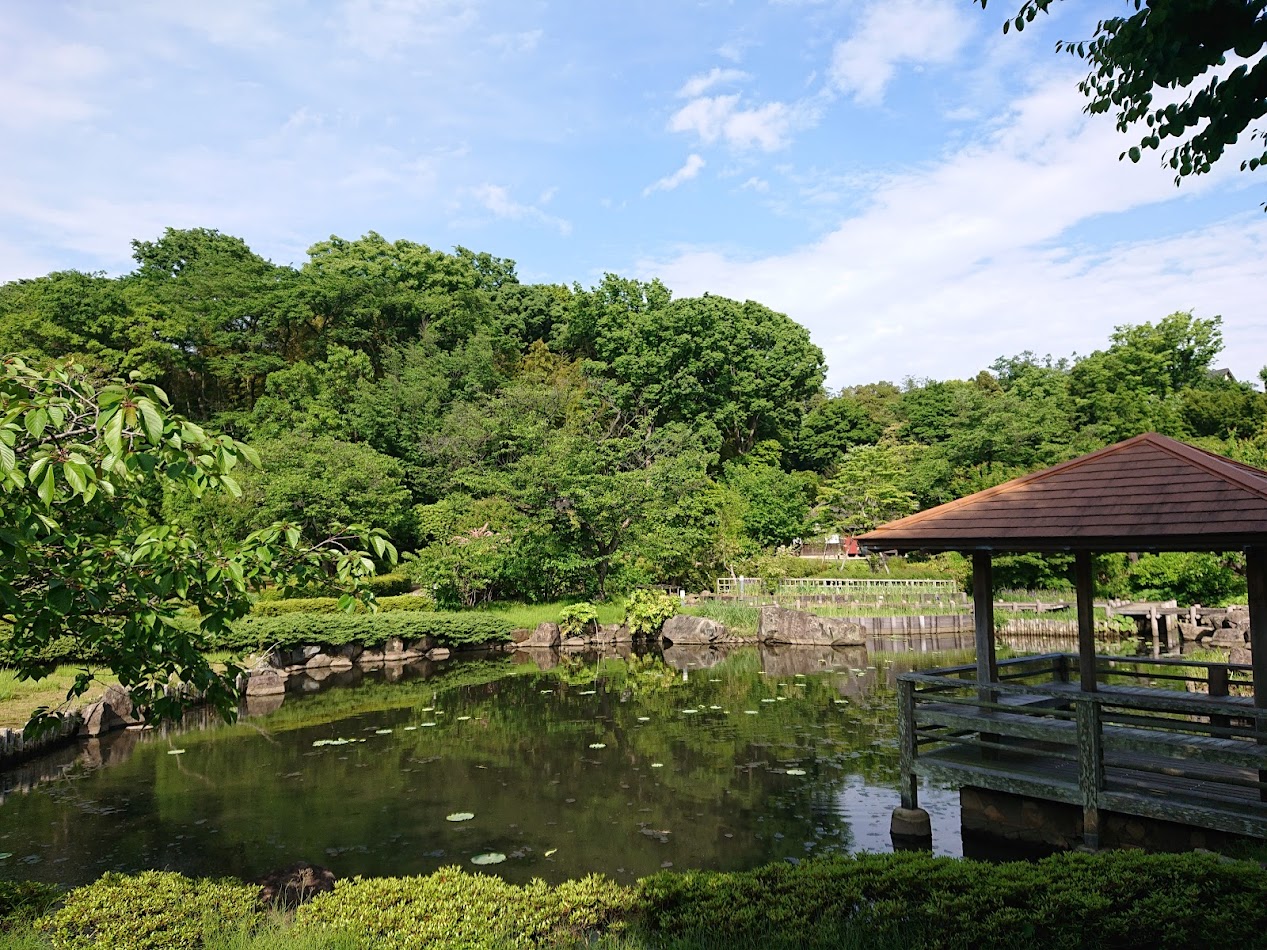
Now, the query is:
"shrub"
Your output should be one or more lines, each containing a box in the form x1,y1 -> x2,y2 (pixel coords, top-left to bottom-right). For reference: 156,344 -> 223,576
222,612 -> 514,652
251,592 -> 435,617
624,589 -> 679,637
292,868 -> 632,949
558,602 -> 599,638
37,871 -> 259,950
262,573 -> 415,601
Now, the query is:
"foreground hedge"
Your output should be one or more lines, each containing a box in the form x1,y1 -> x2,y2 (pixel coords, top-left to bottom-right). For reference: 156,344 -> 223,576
18,850 -> 1267,950
222,611 -> 515,652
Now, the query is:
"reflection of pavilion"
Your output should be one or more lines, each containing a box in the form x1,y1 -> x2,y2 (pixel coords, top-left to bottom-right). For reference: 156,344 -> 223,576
861,433 -> 1267,850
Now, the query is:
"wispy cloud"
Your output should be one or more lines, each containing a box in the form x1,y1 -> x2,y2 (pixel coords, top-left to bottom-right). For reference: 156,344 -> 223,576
677,67 -> 750,98
668,95 -> 797,151
644,154 -> 706,196
830,0 -> 971,105
337,0 -> 479,57
469,183 -> 572,235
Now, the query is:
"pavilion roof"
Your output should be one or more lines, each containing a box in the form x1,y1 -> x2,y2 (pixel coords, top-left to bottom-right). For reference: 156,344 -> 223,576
859,433 -> 1267,553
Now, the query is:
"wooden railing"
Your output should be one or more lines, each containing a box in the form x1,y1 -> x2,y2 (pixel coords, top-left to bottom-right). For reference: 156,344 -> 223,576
897,653 -> 1267,843
715,577 -> 961,597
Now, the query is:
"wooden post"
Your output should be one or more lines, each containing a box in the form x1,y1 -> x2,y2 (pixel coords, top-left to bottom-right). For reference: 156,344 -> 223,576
1247,547 -> 1267,800
973,551 -> 997,691
1149,606 -> 1160,658
1076,697 -> 1104,849
1075,552 -> 1098,692
897,678 -> 919,810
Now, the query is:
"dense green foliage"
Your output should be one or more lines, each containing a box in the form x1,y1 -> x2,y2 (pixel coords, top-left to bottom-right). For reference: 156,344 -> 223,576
223,611 -> 514,651
623,589 -> 680,637
0,359 -> 394,731
14,851 -> 1267,949
2,228 -> 1264,607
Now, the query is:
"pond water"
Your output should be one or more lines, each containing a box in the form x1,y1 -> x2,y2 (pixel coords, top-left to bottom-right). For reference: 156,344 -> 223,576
0,641 -> 980,887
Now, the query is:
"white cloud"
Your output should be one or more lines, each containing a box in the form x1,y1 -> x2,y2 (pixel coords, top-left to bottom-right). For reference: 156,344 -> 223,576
741,176 -> 769,192
489,29 -> 543,54
338,0 -> 479,56
677,67 -> 750,98
830,0 -> 972,106
668,95 -> 795,151
644,154 -> 706,196
641,76 -> 1267,387
469,184 -> 572,235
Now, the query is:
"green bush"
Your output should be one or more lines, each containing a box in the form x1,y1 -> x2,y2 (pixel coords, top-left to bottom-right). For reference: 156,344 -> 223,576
634,850 -> 1267,950
260,573 -> 415,601
558,602 -> 598,638
37,871 -> 259,950
251,593 -> 435,617
223,611 -> 514,652
292,868 -> 632,949
624,589 -> 679,637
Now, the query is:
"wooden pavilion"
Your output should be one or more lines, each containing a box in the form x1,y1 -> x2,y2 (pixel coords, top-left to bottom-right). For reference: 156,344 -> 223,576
859,433 -> 1267,848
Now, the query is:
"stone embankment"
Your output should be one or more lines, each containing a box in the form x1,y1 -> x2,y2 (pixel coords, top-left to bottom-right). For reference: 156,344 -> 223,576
1177,606 -> 1251,649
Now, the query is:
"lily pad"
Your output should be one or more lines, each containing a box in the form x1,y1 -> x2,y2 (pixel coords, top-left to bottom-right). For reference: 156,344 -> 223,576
375,729 -> 393,735
744,710 -> 759,715
636,716 -> 651,722
785,768 -> 807,776
457,716 -> 471,721
650,762 -> 664,768
579,690 -> 596,696
682,709 -> 698,715
589,743 -> 606,749
166,749 -> 186,755
471,852 -> 506,865
421,722 -> 437,727
761,699 -> 776,704
446,812 -> 475,822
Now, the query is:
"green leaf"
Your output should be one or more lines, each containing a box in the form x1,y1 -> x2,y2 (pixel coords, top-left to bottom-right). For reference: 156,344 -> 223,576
103,410 -> 124,457
24,408 -> 47,439
0,439 -> 14,475
64,463 -> 87,495
138,400 -> 164,444
37,467 -> 55,506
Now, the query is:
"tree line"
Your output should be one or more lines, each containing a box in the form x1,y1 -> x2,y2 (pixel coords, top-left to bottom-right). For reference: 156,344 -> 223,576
3,227 -> 1264,605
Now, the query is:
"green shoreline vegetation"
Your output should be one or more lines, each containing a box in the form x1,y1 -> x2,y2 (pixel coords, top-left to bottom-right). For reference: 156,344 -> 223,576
1,851 -> 1265,950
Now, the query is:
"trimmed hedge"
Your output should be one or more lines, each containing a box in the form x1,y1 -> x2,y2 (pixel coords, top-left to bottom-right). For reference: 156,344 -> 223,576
250,593 -> 436,617
635,850 -> 1267,950
264,572 -> 414,600
222,611 -> 515,651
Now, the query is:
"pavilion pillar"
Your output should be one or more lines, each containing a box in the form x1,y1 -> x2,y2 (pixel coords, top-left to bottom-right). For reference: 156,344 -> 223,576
972,552 -> 997,689
1247,547 -> 1267,802
1075,552 -> 1097,692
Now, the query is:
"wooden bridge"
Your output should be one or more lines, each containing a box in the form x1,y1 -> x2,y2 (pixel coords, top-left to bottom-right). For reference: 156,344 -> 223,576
897,652 -> 1267,841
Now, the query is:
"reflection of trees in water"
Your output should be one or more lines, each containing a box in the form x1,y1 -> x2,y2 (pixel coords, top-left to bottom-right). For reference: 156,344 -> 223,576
0,646 -> 979,888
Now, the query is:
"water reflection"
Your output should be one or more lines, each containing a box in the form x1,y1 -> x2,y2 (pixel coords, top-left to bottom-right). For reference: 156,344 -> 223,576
0,645 -> 967,887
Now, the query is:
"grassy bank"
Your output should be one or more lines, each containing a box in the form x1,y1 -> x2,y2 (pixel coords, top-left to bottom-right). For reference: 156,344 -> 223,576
3,850 -> 1265,949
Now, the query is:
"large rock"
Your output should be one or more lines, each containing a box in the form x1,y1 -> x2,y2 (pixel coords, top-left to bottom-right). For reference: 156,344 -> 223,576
661,614 -> 727,645
78,685 -> 141,737
758,606 -> 866,646
522,622 -> 561,648
1224,606 -> 1251,629
1211,628 -> 1248,648
245,669 -> 287,697
258,862 -> 336,910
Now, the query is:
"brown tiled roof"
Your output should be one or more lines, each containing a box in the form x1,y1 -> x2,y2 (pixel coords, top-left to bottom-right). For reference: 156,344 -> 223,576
859,433 -> 1267,553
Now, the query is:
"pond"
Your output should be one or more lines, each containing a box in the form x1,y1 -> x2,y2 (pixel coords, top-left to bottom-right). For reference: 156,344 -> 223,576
0,642 -> 979,887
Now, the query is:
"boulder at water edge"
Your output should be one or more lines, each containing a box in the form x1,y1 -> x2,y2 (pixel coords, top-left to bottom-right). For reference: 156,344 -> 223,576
522,622 -> 561,648
661,614 -> 728,645
758,606 -> 866,646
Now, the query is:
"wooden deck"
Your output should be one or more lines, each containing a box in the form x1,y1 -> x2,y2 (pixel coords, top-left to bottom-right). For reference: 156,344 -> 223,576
897,653 -> 1267,843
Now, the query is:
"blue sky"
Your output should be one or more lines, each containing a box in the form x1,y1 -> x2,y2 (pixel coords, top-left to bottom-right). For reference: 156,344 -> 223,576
2,0 -> 1264,388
